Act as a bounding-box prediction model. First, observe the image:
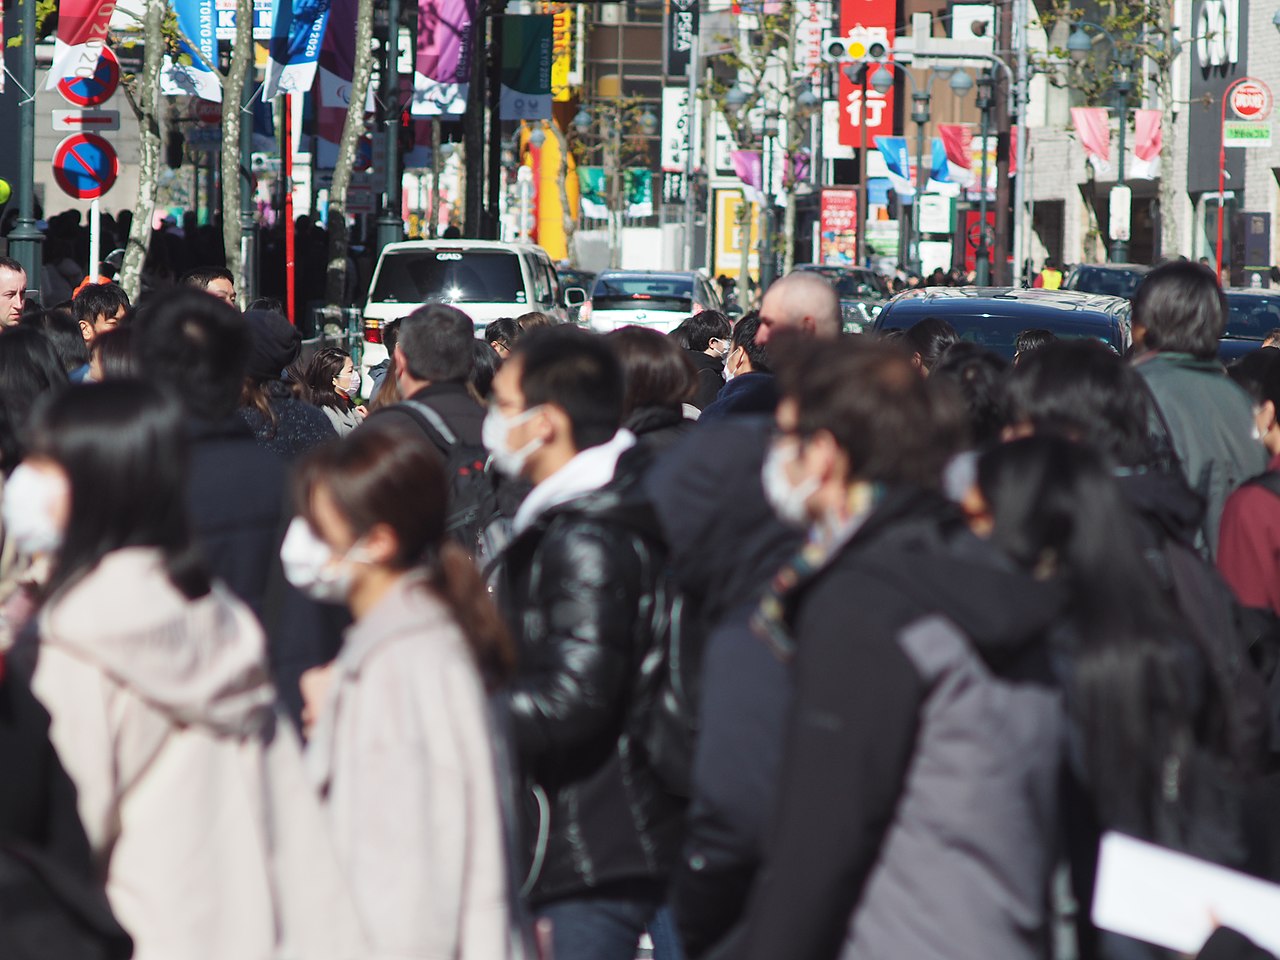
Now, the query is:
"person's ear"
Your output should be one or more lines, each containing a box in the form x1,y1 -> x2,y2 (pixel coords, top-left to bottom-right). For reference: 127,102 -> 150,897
361,523 -> 400,566
79,319 -> 93,343
1262,400 -> 1278,436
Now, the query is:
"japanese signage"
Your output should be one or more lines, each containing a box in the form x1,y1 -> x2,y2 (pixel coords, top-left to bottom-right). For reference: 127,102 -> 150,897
1188,0 -> 1247,193
666,0 -> 699,76
836,0 -> 895,147
820,188 -> 859,265
661,86 -> 702,171
540,2 -> 577,102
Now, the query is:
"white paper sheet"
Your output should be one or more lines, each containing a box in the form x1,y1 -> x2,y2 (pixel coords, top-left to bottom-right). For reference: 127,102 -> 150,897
1093,831 -> 1280,956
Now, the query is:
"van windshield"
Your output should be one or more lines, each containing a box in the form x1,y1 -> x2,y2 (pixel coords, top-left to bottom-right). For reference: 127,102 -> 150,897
370,251 -> 525,304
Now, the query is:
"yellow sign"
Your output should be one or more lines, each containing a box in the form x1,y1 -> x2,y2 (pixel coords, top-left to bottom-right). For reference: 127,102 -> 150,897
541,2 -> 576,102
713,188 -> 760,280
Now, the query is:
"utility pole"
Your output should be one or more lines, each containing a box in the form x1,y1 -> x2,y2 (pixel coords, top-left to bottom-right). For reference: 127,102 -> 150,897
463,1 -> 487,237
8,1 -> 43,300
239,56 -> 259,304
376,0 -> 403,255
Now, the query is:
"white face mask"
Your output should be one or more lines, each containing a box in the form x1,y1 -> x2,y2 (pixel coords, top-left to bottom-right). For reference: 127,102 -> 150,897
3,463 -> 69,556
279,517 -> 367,604
482,405 -> 545,479
722,349 -> 737,382
762,442 -> 819,529
346,370 -> 361,395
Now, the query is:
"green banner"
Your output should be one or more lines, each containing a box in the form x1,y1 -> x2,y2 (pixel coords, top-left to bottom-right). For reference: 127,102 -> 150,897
624,169 -> 653,217
578,167 -> 608,219
500,15 -> 554,120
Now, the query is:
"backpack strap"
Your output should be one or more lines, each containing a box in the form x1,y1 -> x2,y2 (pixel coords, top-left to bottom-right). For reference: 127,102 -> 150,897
396,399 -> 458,451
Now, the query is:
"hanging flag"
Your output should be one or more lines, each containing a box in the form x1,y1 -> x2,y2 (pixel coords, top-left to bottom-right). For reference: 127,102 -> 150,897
315,0 -> 363,148
500,16 -> 553,120
1071,107 -> 1112,175
928,138 -> 950,184
46,0 -> 115,89
578,167 -> 608,219
160,0 -> 222,101
1130,109 -> 1163,179
264,0 -> 331,98
937,124 -> 974,186
624,169 -> 653,217
413,0 -> 471,116
729,151 -> 764,204
875,136 -> 915,198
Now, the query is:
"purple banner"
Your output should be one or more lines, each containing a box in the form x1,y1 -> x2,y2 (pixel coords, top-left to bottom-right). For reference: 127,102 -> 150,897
412,0 -> 471,116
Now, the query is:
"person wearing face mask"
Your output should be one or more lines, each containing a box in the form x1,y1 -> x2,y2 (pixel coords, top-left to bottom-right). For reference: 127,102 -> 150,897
677,310 -> 732,410
714,338 -> 1065,960
10,382 -> 362,960
304,347 -> 366,437
699,314 -> 778,423
282,423 -> 523,960
486,327 -> 686,960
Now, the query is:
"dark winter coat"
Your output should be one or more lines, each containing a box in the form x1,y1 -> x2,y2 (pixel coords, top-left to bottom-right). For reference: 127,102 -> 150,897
687,350 -> 725,410
368,381 -> 485,453
699,372 -> 778,422
626,406 -> 694,460
496,451 -> 685,905
239,380 -> 337,462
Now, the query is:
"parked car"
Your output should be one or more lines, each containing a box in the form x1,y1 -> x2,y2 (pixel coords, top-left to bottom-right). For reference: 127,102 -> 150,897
581,271 -> 722,334
1218,288 -> 1280,362
794,264 -> 891,333
1062,262 -> 1152,299
872,287 -> 1132,361
359,240 -> 581,380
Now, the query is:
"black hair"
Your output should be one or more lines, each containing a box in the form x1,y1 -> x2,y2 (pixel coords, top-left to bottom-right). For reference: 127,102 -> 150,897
683,310 -> 732,352
30,382 -> 210,602
398,303 -> 475,383
511,326 -> 623,451
667,317 -> 693,350
1228,348 -> 1280,410
606,326 -> 696,415
1004,339 -> 1170,471
21,308 -> 89,374
381,317 -> 402,357
904,317 -> 959,372
1014,328 -> 1057,359
470,338 -> 499,399
484,317 -> 521,352
1133,261 -> 1227,360
132,287 -> 251,420
303,347 -> 353,410
731,312 -> 770,373
775,337 -> 962,490
929,342 -> 1008,446
0,328 -> 69,472
977,436 -> 1202,838
91,327 -> 137,381
247,297 -> 284,314
179,265 -> 235,290
71,283 -> 130,325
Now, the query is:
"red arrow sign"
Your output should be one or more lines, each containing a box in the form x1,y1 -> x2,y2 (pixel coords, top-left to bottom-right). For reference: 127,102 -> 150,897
52,110 -> 121,132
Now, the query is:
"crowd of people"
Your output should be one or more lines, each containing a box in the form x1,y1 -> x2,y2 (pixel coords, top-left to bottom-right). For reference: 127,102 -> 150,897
4,254 -> 1280,960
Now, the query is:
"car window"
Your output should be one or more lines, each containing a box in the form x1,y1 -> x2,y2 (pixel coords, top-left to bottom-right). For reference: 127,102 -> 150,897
1067,267 -> 1146,299
1226,296 -> 1280,339
529,256 -> 553,305
878,310 -> 1123,360
370,251 -> 526,304
592,276 -> 694,312
545,261 -> 562,303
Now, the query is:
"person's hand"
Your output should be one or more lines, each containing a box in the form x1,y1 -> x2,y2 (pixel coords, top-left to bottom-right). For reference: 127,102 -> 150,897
355,404 -> 369,418
299,663 -> 336,737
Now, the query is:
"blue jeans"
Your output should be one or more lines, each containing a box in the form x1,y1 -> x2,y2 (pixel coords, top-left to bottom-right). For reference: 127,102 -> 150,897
537,894 -> 659,960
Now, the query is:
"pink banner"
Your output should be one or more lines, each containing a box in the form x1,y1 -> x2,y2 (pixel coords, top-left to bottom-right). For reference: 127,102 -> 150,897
1134,109 -> 1163,162
730,150 -> 763,203
45,0 -> 116,89
412,0 -> 472,116
938,124 -> 972,170
1071,107 -> 1111,169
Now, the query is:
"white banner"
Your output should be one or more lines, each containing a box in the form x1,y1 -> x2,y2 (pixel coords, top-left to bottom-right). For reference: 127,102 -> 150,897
661,86 -> 702,172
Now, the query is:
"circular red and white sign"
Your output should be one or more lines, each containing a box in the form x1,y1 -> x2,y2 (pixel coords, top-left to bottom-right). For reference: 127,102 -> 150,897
189,99 -> 222,125
1231,80 -> 1273,121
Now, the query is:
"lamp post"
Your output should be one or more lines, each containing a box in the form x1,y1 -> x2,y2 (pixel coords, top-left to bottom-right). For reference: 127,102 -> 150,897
975,69 -> 994,284
7,0 -> 41,301
1067,21 -> 1141,263
376,0 -> 404,256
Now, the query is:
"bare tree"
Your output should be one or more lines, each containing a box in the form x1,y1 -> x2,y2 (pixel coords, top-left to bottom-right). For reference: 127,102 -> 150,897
325,0 -> 377,305
117,0 -> 166,298
220,0 -> 254,299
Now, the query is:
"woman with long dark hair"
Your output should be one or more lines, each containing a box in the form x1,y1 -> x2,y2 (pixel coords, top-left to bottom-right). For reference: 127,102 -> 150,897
304,346 -> 365,435
12,382 -> 360,960
287,422 -> 516,959
238,309 -> 336,460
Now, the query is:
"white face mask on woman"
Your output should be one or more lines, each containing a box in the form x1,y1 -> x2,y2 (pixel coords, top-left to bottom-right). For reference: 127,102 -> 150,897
279,517 -> 369,604
2,462 -> 69,556
761,442 -> 819,529
482,404 -> 545,479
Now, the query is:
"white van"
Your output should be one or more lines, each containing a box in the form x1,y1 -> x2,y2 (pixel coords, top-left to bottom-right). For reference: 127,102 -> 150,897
359,239 -> 585,385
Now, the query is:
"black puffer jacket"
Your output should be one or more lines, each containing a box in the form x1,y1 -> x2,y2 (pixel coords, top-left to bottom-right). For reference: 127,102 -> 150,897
497,450 -> 685,905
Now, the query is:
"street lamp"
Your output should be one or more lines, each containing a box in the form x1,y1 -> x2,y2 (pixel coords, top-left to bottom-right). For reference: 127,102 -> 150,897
572,101 -> 658,268
974,69 -> 995,284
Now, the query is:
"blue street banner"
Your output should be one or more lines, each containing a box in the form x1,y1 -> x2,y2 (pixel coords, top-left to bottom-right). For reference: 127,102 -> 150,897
264,0 -> 332,98
160,0 -> 222,101
874,135 -> 914,198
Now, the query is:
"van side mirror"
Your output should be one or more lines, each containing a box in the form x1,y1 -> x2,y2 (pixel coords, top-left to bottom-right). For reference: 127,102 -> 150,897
564,287 -> 588,307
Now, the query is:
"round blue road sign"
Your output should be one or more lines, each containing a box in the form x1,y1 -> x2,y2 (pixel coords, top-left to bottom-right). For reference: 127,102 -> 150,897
57,47 -> 120,107
52,133 -> 119,200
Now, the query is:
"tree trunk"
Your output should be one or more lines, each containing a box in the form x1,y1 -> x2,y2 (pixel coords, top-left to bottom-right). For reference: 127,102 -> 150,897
221,0 -> 253,295
549,121 -> 577,263
119,0 -> 166,299
1157,4 -> 1179,260
325,0 -> 377,306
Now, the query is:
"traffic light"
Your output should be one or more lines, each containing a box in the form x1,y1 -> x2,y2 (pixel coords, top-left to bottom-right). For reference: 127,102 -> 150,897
165,131 -> 185,170
823,27 -> 890,63
398,109 -> 415,157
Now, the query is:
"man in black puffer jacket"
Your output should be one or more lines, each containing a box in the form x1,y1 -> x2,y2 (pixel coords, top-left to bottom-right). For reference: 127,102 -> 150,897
489,327 -> 684,960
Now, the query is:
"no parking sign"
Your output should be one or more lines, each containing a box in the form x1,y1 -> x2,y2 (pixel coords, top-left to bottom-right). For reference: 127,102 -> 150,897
52,134 -> 119,200
55,47 -> 120,107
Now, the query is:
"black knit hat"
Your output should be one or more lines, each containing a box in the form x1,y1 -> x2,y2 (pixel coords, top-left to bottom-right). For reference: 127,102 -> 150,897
244,309 -> 301,380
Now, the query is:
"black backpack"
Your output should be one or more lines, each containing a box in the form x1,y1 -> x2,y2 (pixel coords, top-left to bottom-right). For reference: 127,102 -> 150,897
396,400 -> 513,566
